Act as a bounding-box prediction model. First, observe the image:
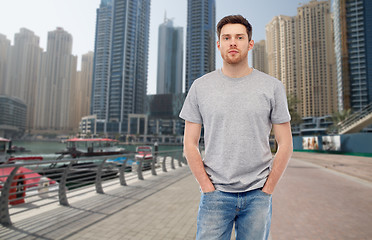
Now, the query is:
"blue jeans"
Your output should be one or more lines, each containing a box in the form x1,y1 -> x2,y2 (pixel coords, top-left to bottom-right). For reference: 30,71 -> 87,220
196,189 -> 272,240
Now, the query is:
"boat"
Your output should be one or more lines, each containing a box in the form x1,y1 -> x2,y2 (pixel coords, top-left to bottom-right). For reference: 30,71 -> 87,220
7,145 -> 31,153
106,156 -> 134,172
56,138 -> 127,158
135,146 -> 153,170
0,138 -> 58,205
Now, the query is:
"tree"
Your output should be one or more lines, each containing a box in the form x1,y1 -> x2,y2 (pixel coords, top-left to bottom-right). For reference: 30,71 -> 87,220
328,109 -> 352,134
287,94 -> 302,125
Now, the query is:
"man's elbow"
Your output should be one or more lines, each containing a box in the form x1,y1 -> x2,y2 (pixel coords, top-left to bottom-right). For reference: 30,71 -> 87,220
183,140 -> 197,153
278,140 -> 293,155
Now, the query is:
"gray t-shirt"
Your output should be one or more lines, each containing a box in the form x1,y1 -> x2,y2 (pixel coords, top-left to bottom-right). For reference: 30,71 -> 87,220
179,69 -> 291,192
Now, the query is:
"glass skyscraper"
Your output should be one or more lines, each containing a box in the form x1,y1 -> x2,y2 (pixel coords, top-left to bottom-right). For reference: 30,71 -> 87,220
334,0 -> 372,111
92,0 -> 151,134
91,0 -> 113,122
156,17 -> 183,95
186,0 -> 215,92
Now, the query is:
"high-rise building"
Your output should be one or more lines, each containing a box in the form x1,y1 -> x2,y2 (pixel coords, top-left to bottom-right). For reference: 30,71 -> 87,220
266,0 -> 337,118
266,15 -> 298,106
333,0 -> 372,112
91,0 -> 113,121
72,52 -> 94,130
34,27 -> 77,131
297,0 -> 337,117
186,0 -> 215,92
157,16 -> 183,94
252,40 -> 268,74
0,34 -> 11,95
91,0 -> 151,134
0,95 -> 27,138
4,28 -> 42,130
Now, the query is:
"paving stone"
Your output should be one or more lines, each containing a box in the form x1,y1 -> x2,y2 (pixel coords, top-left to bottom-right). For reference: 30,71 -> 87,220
0,154 -> 371,239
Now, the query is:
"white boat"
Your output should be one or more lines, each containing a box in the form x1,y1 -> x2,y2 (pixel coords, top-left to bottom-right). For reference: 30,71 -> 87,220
135,146 -> 153,170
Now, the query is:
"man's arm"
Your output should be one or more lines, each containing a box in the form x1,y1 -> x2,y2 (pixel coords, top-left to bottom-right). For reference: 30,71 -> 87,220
262,121 -> 293,194
183,121 -> 215,193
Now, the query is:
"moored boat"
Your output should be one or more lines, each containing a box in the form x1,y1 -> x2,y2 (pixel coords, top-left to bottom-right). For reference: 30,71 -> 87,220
135,146 -> 153,170
0,138 -> 58,205
56,138 -> 127,158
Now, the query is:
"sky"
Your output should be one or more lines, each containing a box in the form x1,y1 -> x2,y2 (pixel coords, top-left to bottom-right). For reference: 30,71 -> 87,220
0,0 -> 310,94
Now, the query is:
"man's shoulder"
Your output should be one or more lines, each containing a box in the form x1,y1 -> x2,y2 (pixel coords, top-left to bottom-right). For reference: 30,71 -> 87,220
192,70 -> 220,87
253,69 -> 285,87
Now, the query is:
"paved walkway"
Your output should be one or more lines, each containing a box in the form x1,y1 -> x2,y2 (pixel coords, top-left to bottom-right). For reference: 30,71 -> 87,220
0,152 -> 371,239
271,153 -> 372,240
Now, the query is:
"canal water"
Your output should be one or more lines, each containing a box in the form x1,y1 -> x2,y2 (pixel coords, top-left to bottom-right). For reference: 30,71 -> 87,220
11,140 -> 182,160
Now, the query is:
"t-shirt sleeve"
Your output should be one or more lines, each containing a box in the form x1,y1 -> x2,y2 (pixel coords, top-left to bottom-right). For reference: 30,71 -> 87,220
270,81 -> 291,124
179,83 -> 203,124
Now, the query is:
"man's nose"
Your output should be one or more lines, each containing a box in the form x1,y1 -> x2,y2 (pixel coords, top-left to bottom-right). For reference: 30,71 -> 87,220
230,38 -> 237,46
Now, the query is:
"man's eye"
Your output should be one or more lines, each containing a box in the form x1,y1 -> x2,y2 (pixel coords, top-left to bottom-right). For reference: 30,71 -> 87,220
238,36 -> 243,40
224,37 -> 229,40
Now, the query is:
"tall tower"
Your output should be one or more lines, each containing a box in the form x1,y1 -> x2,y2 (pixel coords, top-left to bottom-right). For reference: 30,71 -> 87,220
297,0 -> 337,117
5,28 -> 42,130
266,15 -> 297,100
0,34 -> 11,95
266,0 -> 337,118
92,0 -> 151,134
156,16 -> 183,94
91,0 -> 113,122
72,51 -> 94,130
252,40 -> 268,74
34,27 -> 77,131
186,0 -> 215,92
333,0 -> 372,112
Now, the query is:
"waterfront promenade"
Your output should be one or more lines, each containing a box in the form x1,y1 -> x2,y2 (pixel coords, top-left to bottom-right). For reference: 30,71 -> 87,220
0,152 -> 371,239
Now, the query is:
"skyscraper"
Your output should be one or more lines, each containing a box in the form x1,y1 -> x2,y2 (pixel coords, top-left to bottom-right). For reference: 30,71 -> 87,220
266,0 -> 337,118
252,40 -> 268,74
72,51 -> 94,130
297,0 -> 337,117
333,0 -> 372,112
34,27 -> 77,131
157,16 -> 183,94
4,28 -> 42,130
91,0 -> 113,122
186,0 -> 215,92
91,0 -> 151,134
266,15 -> 298,108
0,34 -> 10,95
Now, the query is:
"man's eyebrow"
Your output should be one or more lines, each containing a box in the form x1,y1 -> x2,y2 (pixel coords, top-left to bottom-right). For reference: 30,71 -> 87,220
221,33 -> 246,36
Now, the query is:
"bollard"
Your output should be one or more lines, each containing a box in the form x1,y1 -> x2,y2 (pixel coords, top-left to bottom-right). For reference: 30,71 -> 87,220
119,158 -> 130,186
151,153 -> 157,176
137,156 -> 144,180
0,166 -> 20,226
178,152 -> 183,167
162,156 -> 167,172
171,156 -> 175,170
96,159 -> 107,194
59,162 -> 72,206
38,177 -> 50,198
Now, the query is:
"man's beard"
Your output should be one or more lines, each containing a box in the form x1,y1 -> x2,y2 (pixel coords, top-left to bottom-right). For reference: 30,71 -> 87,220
222,49 -> 248,64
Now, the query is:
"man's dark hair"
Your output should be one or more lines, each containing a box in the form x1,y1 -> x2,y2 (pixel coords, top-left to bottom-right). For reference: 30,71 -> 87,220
217,15 -> 252,41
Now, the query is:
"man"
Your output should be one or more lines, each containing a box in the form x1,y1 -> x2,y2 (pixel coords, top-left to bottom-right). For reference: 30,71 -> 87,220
179,15 -> 293,240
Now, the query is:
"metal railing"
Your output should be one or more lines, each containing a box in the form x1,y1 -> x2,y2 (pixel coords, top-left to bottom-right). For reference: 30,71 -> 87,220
0,149 -> 186,226
338,102 -> 372,133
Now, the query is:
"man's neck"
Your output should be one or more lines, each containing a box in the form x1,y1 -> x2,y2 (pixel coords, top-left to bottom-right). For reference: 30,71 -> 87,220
221,61 -> 253,78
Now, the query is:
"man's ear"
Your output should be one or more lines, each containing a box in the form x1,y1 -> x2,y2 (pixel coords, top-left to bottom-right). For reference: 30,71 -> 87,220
217,40 -> 220,50
248,40 -> 254,51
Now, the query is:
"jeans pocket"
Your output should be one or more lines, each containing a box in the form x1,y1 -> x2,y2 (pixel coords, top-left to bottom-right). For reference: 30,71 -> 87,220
260,189 -> 272,197
202,190 -> 218,195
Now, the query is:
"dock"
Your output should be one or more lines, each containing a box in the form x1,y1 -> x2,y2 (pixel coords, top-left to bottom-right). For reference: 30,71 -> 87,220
0,152 -> 371,239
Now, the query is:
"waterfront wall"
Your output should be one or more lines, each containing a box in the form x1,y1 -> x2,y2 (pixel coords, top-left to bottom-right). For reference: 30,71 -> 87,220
293,133 -> 372,155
